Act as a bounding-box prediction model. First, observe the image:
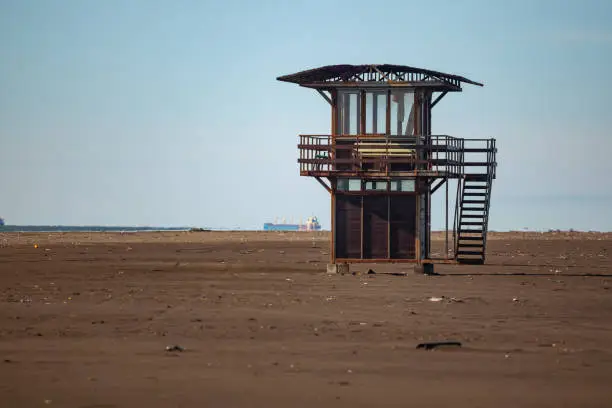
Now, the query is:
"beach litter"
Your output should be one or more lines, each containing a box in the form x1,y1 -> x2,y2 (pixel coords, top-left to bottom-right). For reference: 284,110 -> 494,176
416,341 -> 462,350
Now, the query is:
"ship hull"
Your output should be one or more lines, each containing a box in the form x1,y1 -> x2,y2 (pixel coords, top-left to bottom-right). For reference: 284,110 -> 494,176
263,223 -> 321,232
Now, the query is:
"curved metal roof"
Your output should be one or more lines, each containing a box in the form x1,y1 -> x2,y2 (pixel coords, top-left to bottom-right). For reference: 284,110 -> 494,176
277,64 -> 483,89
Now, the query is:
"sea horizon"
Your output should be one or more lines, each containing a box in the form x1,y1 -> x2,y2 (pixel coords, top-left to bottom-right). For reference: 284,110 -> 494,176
0,225 -> 611,233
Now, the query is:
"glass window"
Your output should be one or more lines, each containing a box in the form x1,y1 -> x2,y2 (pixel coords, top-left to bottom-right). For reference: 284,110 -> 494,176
377,93 -> 386,134
338,91 -> 360,135
365,92 -> 374,134
390,179 -> 415,192
365,181 -> 388,191
337,178 -> 362,191
390,91 -> 415,136
348,179 -> 362,191
365,92 -> 387,134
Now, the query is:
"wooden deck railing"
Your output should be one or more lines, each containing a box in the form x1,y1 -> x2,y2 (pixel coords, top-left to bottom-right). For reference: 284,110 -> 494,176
297,134 -> 482,177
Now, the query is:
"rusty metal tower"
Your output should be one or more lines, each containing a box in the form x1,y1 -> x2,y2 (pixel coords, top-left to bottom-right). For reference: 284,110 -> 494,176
277,64 -> 497,273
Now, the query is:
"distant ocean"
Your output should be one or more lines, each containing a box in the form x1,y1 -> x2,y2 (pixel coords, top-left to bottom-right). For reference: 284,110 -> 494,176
0,225 -> 192,233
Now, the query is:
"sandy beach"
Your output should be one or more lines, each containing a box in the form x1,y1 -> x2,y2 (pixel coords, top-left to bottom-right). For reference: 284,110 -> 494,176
1,231 -> 611,407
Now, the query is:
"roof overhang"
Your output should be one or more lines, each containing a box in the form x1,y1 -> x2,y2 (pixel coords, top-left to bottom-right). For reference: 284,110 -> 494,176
277,64 -> 483,92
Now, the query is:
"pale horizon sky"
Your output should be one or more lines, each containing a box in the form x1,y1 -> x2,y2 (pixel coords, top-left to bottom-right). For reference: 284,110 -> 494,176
1,0 -> 611,231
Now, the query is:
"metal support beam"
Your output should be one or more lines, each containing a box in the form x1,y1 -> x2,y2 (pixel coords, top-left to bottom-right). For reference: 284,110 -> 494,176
317,90 -> 332,105
431,91 -> 448,108
430,178 -> 447,194
315,176 -> 332,193
445,177 -> 449,258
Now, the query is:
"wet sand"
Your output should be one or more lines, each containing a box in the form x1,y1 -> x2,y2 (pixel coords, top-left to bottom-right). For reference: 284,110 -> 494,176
1,231 -> 611,407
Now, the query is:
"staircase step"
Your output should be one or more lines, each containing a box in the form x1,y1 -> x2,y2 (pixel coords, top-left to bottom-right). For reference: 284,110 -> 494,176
457,258 -> 485,265
464,162 -> 494,167
457,170 -> 492,266
458,243 -> 484,248
464,174 -> 488,181
457,250 -> 485,256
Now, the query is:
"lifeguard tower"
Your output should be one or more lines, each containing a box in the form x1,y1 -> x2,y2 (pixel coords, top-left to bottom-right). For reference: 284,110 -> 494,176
277,64 -> 497,273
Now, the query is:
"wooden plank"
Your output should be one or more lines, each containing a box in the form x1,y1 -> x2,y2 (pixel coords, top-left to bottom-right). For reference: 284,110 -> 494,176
363,196 -> 389,259
390,195 -> 416,259
335,196 -> 362,259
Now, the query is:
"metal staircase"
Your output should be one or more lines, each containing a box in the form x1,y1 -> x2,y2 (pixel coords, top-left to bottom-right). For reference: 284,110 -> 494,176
455,139 -> 496,264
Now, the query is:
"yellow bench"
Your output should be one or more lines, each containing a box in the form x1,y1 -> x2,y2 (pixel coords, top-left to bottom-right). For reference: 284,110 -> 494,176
355,142 -> 416,158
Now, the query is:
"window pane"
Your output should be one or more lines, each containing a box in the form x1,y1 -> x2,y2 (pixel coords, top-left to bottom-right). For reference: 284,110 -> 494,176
338,179 -> 363,191
338,92 -> 360,135
390,91 -> 414,136
403,92 -> 415,135
390,179 -> 415,192
365,93 -> 374,134
349,93 -> 359,135
348,179 -> 362,191
390,92 -> 398,136
366,181 -> 388,191
376,93 -> 386,134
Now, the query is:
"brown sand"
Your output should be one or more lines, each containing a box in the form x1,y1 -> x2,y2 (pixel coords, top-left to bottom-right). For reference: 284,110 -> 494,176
1,231 -> 611,407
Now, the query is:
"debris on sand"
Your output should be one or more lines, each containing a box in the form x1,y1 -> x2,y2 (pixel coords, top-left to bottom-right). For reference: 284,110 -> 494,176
165,345 -> 185,352
427,296 -> 465,303
367,269 -> 376,275
416,341 -> 462,350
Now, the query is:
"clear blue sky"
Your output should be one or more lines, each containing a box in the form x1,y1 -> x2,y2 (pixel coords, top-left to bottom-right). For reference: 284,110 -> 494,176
1,0 -> 611,231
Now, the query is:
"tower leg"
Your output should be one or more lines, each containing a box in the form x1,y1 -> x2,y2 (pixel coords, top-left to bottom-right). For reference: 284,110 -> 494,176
413,263 -> 435,275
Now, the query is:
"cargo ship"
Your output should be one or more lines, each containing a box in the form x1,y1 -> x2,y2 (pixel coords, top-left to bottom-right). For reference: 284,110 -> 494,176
263,216 -> 321,231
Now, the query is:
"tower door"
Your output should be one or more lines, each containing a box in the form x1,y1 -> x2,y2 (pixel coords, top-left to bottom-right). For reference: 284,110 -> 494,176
363,195 -> 389,259
389,195 -> 417,258
334,195 -> 362,259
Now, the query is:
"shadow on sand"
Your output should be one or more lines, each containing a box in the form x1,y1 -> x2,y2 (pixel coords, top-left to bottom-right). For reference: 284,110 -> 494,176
437,272 -> 612,277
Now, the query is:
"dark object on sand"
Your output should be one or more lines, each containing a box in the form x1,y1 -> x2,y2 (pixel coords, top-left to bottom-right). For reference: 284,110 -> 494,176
416,341 -> 462,350
165,345 -> 185,352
